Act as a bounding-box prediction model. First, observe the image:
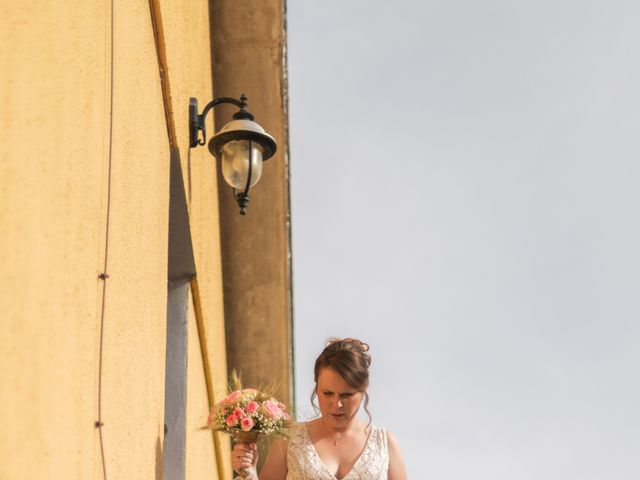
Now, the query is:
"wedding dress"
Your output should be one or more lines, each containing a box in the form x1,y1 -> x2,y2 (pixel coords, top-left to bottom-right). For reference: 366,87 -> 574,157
286,423 -> 389,480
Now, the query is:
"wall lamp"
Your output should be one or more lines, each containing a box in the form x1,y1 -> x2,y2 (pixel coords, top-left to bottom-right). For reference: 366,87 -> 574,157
189,94 -> 277,215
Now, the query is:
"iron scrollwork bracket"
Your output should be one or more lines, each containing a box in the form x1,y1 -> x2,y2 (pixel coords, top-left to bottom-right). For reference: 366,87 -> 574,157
188,95 -> 252,148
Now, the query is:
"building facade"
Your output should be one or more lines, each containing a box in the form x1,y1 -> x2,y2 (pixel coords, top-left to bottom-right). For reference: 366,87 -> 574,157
0,1 -> 292,478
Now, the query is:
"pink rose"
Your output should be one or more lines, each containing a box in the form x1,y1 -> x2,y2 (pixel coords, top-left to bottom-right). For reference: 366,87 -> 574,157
240,417 -> 254,432
225,415 -> 237,427
261,400 -> 284,420
232,407 -> 245,419
246,400 -> 259,414
225,390 -> 243,403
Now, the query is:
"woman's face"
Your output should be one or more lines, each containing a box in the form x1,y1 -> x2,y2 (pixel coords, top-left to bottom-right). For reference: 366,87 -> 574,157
316,367 -> 365,429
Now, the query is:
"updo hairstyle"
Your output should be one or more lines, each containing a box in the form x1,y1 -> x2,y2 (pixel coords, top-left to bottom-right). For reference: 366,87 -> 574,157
311,337 -> 372,423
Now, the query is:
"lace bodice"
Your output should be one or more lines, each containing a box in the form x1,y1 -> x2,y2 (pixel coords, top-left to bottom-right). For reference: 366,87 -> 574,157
286,423 -> 389,480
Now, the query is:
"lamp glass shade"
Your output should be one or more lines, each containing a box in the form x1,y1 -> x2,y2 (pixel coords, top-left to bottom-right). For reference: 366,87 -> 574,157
220,139 -> 264,190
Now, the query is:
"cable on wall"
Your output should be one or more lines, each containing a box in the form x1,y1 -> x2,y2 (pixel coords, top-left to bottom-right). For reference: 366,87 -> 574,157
95,0 -> 115,477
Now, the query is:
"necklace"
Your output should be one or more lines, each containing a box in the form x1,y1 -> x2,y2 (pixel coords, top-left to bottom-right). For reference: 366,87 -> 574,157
320,419 -> 344,446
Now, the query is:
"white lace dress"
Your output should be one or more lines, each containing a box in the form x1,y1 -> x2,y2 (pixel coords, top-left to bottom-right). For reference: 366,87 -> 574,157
286,423 -> 389,480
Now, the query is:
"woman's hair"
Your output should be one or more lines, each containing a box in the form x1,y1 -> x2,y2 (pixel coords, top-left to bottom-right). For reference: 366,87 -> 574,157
310,337 -> 372,425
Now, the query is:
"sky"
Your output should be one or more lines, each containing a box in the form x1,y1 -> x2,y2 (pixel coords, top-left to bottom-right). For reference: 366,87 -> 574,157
286,1 -> 640,478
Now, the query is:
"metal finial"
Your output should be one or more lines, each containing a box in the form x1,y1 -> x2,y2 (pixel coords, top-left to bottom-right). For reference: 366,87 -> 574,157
236,192 -> 250,215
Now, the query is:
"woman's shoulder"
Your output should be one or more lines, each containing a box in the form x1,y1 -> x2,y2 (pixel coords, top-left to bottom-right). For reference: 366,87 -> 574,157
366,423 -> 388,444
289,421 -> 310,432
376,427 -> 404,463
363,423 -> 398,455
285,421 -> 310,442
365,422 -> 387,436
381,429 -> 407,479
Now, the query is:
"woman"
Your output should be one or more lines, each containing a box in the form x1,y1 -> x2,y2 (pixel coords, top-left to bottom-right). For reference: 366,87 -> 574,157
232,338 -> 408,479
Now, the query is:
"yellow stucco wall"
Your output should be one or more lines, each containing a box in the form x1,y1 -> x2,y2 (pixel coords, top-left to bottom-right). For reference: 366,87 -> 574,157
0,2 -> 110,477
1,0 -> 288,478
98,0 -> 170,477
186,298 -> 224,479
0,0 -> 221,478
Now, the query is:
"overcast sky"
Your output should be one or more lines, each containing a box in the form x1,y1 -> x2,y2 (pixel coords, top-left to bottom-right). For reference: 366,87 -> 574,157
286,1 -> 640,478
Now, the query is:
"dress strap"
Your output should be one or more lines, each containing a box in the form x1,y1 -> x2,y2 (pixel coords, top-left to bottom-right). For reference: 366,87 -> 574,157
375,427 -> 390,474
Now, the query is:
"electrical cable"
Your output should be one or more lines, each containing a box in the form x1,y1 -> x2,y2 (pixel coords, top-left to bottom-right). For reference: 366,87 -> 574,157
96,0 -> 115,477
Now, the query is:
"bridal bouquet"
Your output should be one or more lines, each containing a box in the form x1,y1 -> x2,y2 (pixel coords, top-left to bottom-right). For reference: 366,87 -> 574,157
207,386 -> 291,441
207,375 -> 291,478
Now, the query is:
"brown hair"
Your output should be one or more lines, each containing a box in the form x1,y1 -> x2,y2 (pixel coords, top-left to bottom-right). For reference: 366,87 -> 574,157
311,337 -> 372,425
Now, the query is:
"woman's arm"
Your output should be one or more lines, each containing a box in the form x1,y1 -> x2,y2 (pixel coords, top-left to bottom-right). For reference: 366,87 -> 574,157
257,437 -> 288,480
387,431 -> 408,480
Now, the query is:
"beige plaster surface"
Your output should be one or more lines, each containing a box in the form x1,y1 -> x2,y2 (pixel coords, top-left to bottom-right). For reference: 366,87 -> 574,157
1,1 -> 169,478
97,0 -> 170,478
0,2 -> 109,478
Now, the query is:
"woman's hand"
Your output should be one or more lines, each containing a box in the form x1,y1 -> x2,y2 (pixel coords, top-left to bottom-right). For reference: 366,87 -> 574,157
231,442 -> 258,478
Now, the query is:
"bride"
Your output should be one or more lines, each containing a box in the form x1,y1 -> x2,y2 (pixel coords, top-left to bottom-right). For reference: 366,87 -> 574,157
231,338 -> 407,479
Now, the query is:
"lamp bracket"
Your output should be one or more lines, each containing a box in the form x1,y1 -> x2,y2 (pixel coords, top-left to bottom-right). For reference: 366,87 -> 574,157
189,95 -> 254,148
